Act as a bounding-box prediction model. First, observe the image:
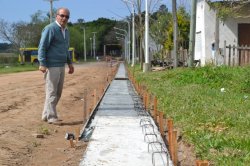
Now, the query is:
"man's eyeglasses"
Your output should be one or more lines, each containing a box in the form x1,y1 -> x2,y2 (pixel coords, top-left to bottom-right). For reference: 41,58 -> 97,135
57,14 -> 69,19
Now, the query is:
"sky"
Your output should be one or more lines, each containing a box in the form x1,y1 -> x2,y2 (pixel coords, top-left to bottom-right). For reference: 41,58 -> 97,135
0,0 -> 174,24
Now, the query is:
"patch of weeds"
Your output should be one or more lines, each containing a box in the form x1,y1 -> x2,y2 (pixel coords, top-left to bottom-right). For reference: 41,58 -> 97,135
38,126 -> 50,135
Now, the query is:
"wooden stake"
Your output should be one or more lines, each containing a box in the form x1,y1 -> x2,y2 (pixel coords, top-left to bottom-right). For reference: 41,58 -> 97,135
167,119 -> 174,160
145,92 -> 149,111
75,127 -> 80,142
156,110 -> 160,125
88,107 -> 92,119
153,96 -> 158,121
93,89 -> 97,107
102,83 -> 105,93
69,139 -> 75,148
144,93 -> 147,109
159,112 -> 164,136
173,130 -> 178,166
139,83 -> 141,94
148,93 -> 152,113
196,160 -> 209,166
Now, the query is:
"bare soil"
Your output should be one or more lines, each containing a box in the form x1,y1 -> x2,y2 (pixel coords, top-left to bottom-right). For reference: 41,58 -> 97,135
0,61 -> 196,166
0,62 -> 112,166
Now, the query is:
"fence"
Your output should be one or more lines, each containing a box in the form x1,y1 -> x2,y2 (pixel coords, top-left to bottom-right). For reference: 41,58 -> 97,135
224,41 -> 250,66
165,48 -> 188,62
160,48 -> 188,67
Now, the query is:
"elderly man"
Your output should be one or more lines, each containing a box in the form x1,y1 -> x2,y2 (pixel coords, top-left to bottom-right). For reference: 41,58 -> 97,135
38,7 -> 74,124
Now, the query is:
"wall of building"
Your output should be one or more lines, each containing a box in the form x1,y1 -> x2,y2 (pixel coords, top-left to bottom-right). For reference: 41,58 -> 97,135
195,0 -> 205,65
195,0 -> 217,65
220,18 -> 250,47
195,0 -> 250,66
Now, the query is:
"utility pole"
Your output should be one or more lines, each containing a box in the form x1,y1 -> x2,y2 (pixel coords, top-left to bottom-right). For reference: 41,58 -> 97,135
116,36 -> 126,58
84,26 -> 86,61
143,0 -> 150,72
103,45 -> 106,57
131,5 -> 135,67
79,18 -> 87,61
188,0 -> 197,67
115,31 -> 128,59
92,32 -> 97,59
114,27 -> 129,62
122,0 -> 135,66
90,38 -> 93,57
124,20 -> 131,64
44,0 -> 59,23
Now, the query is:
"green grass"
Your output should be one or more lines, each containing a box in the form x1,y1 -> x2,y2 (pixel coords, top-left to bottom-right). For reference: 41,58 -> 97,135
0,58 -> 99,75
0,53 -> 38,74
38,125 -> 50,135
129,65 -> 250,165
0,63 -> 38,74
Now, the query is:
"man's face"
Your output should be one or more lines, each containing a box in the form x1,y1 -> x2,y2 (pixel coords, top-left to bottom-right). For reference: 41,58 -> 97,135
56,9 -> 69,28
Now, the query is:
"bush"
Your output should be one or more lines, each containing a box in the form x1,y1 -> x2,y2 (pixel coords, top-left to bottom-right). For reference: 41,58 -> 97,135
0,53 -> 18,65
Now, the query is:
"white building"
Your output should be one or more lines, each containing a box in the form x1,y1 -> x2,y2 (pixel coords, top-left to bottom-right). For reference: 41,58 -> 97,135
195,0 -> 250,66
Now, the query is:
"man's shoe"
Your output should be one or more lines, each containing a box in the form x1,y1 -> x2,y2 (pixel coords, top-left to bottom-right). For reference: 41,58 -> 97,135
42,117 -> 47,122
48,118 -> 62,125
48,118 -> 59,124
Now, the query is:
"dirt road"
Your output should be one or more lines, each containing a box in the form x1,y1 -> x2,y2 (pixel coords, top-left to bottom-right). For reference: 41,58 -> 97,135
0,62 -> 113,166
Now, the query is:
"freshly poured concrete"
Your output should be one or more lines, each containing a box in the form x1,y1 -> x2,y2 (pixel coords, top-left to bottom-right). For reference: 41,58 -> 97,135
80,63 -> 172,166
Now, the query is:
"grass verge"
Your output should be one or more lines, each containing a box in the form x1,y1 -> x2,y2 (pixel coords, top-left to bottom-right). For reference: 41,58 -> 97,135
0,63 -> 38,74
129,65 -> 250,165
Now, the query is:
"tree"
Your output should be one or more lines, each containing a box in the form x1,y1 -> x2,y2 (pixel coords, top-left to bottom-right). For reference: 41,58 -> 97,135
164,6 -> 190,50
150,5 -> 171,60
0,9 -> 49,50
0,10 -> 123,61
130,0 -> 164,69
70,18 -> 117,59
67,26 -> 82,59
30,10 -> 49,24
158,4 -> 168,13
0,10 -> 48,63
0,19 -> 18,47
177,7 -> 190,45
0,43 -> 12,52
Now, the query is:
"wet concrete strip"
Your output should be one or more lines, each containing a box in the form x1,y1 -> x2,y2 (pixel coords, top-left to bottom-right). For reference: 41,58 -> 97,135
80,63 -> 172,166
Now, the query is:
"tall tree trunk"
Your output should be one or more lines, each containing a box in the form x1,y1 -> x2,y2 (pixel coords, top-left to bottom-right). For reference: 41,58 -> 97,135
172,0 -> 178,68
188,0 -> 197,67
136,0 -> 144,70
140,37 -> 144,70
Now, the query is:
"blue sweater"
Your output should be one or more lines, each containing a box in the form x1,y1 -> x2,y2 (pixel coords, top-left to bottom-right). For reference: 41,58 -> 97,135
38,22 -> 72,67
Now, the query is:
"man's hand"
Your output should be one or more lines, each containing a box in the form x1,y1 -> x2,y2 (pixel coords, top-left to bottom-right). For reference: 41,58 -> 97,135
68,64 -> 74,74
39,65 -> 47,73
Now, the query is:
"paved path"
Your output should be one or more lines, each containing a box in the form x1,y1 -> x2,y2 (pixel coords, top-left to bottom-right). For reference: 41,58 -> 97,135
80,63 -> 172,166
